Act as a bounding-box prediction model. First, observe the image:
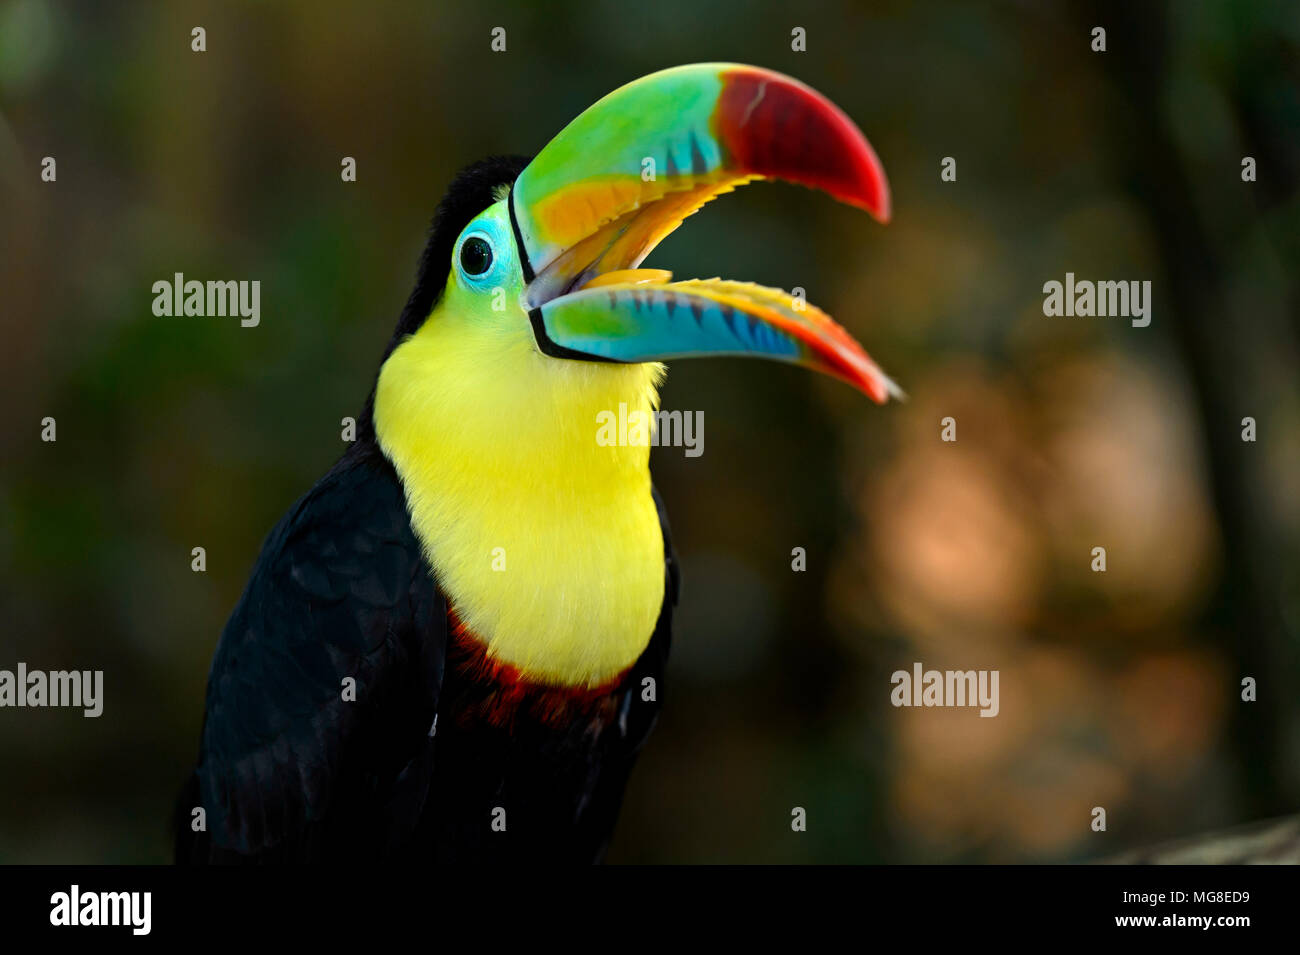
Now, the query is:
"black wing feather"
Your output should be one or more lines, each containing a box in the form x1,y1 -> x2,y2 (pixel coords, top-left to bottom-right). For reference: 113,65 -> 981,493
176,443 -> 446,863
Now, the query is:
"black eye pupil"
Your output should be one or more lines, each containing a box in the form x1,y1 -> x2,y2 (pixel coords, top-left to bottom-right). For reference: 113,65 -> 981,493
460,236 -> 492,276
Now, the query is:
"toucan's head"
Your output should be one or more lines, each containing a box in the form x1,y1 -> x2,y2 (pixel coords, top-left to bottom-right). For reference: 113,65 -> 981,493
380,62 -> 896,418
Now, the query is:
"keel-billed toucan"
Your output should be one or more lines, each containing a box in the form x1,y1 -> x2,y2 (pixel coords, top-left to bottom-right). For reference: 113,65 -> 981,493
176,63 -> 894,863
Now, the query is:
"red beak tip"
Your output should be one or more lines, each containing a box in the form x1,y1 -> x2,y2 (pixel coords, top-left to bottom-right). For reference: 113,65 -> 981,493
851,189 -> 891,224
873,191 -> 892,224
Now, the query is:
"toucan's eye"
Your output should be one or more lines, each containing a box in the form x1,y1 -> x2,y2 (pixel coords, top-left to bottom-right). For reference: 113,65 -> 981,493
460,236 -> 493,276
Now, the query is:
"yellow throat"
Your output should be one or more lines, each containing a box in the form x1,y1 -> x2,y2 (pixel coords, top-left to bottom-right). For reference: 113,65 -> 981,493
373,282 -> 667,689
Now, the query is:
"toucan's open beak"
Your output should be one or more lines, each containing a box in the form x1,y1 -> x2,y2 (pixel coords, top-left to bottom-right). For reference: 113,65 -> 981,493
510,62 -> 899,403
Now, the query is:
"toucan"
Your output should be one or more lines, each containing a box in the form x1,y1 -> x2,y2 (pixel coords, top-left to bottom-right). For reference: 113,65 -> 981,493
175,63 -> 894,863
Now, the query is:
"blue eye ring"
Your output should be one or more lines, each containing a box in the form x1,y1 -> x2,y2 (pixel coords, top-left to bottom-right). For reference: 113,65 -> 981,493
454,210 -> 512,289
459,234 -> 493,277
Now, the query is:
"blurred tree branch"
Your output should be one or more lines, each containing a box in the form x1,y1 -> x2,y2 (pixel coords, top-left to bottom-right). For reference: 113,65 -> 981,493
1108,815 -> 1300,864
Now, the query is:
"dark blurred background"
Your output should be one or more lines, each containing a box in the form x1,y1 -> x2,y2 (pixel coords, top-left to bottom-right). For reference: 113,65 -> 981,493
1,0 -> 1297,863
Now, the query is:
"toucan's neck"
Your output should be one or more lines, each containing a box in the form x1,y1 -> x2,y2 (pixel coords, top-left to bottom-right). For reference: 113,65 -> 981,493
373,318 -> 667,688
